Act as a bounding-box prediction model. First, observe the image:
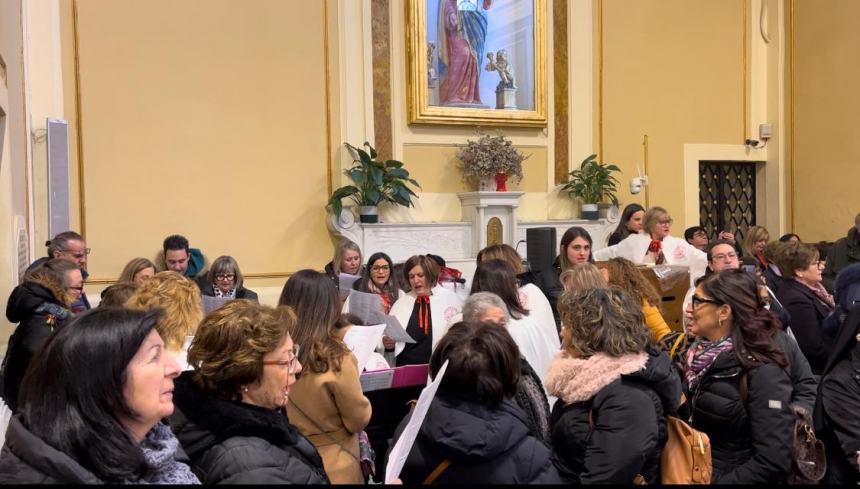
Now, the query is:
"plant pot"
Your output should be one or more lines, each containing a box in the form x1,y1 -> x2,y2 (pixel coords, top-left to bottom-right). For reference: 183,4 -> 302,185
358,205 -> 379,223
495,173 -> 508,192
597,202 -> 614,219
478,176 -> 497,191
581,203 -> 599,220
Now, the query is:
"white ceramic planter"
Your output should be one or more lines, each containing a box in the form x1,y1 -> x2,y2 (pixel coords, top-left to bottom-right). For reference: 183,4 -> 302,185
358,205 -> 379,223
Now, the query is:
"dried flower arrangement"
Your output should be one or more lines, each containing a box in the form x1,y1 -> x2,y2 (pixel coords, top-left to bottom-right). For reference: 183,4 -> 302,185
457,132 -> 528,184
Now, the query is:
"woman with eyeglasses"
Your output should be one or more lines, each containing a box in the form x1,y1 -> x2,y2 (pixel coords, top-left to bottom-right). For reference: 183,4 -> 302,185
2,259 -> 81,412
200,255 -> 258,302
169,299 -> 328,484
594,206 -> 708,285
348,252 -> 402,314
774,241 -> 835,374
279,270 -> 371,484
683,269 -> 794,484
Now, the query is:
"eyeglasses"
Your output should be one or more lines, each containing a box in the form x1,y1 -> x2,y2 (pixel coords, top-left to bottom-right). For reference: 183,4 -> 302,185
262,344 -> 300,374
691,294 -> 723,308
215,274 -> 236,281
60,248 -> 91,259
67,285 -> 84,291
371,265 -> 390,272
659,219 -> 673,226
711,252 -> 738,261
811,261 -> 825,269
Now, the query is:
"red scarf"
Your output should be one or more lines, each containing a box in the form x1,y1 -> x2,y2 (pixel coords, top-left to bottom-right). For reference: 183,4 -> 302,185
648,239 -> 666,265
416,295 -> 431,335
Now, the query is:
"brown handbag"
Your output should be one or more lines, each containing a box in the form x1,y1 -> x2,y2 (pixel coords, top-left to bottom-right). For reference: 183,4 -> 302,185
787,411 -> 826,484
660,416 -> 713,484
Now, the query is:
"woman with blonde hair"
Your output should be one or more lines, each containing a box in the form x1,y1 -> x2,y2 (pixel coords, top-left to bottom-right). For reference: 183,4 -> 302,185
546,287 -> 680,483
126,271 -> 203,371
118,258 -> 156,287
279,270 -> 371,484
597,257 -> 672,342
560,263 -> 608,292
742,225 -> 771,271
324,240 -> 363,296
169,300 -> 329,484
594,206 -> 707,285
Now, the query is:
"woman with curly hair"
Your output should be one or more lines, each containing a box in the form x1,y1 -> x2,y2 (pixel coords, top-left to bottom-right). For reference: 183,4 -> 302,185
169,300 -> 329,484
597,257 -> 672,342
126,271 -> 204,371
546,287 -> 680,483
279,270 -> 371,484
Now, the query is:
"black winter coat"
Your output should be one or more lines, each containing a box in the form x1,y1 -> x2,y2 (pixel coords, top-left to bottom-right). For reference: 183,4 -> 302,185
391,394 -> 561,484
685,350 -> 794,484
772,329 -> 818,412
199,282 -> 259,302
549,349 -> 680,484
0,416 -> 102,483
1,282 -> 72,412
169,372 -> 329,484
814,306 -> 860,484
776,279 -> 834,374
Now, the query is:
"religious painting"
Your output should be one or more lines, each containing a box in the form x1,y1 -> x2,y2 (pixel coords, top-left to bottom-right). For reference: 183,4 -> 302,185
406,0 -> 547,127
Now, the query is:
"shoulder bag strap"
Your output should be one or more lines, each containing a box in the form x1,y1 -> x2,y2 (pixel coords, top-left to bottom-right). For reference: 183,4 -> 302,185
423,459 -> 452,485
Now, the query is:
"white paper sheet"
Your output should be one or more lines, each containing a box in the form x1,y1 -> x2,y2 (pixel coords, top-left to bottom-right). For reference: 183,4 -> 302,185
342,324 -> 386,373
384,360 -> 449,484
202,295 -> 231,314
338,273 -> 361,300
348,290 -> 415,343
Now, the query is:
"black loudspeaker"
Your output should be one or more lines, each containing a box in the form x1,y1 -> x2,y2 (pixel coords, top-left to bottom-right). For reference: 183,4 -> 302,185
526,227 -> 557,272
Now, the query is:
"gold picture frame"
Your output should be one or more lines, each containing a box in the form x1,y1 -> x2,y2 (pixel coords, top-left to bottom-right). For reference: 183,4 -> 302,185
406,0 -> 547,127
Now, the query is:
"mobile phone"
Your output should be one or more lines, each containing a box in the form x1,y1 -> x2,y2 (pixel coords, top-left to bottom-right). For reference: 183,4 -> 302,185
742,264 -> 757,275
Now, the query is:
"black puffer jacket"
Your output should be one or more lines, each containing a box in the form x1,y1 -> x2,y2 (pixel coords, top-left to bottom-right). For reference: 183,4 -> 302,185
772,329 -> 818,412
814,306 -> 860,484
169,372 -> 329,484
684,350 -> 794,484
0,416 -> 102,483
391,394 -> 561,484
2,282 -> 72,411
547,348 -> 681,484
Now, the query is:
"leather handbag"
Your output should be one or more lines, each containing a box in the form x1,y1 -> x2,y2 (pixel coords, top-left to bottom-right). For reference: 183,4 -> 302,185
788,411 -> 826,484
660,415 -> 713,484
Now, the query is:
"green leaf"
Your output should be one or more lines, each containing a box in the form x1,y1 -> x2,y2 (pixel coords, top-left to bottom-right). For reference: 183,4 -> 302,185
384,160 -> 404,169
364,141 -> 377,160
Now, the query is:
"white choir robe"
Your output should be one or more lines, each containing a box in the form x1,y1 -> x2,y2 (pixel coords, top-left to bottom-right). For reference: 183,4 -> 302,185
386,285 -> 464,358
593,233 -> 708,286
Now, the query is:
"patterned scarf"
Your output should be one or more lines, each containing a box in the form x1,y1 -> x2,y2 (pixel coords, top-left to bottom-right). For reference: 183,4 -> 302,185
684,336 -> 734,390
801,280 -> 835,311
647,239 -> 666,265
212,285 -> 235,299
121,422 -> 200,484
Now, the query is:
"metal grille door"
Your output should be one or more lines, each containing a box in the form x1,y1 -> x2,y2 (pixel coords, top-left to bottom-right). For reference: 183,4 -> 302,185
699,161 -> 756,243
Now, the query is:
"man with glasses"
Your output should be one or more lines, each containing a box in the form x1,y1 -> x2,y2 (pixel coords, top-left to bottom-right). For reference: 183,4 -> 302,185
26,231 -> 91,312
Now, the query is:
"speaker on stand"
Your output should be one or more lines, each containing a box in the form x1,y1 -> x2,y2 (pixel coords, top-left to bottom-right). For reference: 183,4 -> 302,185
526,227 -> 557,273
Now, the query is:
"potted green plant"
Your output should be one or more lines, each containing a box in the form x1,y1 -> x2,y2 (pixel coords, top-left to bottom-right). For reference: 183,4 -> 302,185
561,154 -> 621,220
457,132 -> 527,191
328,142 -> 421,223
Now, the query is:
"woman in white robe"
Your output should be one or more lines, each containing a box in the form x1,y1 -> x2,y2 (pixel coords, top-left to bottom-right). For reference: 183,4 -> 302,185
593,206 -> 707,285
384,255 -> 463,365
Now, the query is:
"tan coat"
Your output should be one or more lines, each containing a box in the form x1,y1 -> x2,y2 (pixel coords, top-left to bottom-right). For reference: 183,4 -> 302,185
287,353 -> 372,484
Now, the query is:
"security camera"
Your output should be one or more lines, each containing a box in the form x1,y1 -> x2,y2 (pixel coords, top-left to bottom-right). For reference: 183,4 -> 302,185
630,177 -> 643,195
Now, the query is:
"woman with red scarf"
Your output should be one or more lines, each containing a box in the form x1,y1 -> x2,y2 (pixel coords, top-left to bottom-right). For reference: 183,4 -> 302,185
386,255 -> 463,366
593,206 -> 708,285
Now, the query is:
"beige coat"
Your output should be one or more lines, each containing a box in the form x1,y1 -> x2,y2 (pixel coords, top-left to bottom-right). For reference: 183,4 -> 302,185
287,353 -> 372,484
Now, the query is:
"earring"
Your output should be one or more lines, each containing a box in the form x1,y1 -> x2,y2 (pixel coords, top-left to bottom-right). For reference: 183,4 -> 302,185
242,386 -> 249,393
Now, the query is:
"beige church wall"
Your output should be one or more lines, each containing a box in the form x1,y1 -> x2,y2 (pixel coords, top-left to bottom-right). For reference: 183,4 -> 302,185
599,0 -> 746,230
790,0 -> 860,241
68,0 -> 335,285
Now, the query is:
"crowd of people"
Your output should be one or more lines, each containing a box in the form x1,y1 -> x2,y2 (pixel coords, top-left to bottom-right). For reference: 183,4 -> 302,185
0,207 -> 859,484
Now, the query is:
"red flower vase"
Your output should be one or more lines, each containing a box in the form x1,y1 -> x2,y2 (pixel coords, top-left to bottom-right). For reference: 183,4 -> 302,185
495,173 -> 508,192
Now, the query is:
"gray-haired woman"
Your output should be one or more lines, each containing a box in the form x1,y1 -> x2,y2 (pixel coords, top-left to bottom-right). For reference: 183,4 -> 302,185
200,256 -> 258,302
